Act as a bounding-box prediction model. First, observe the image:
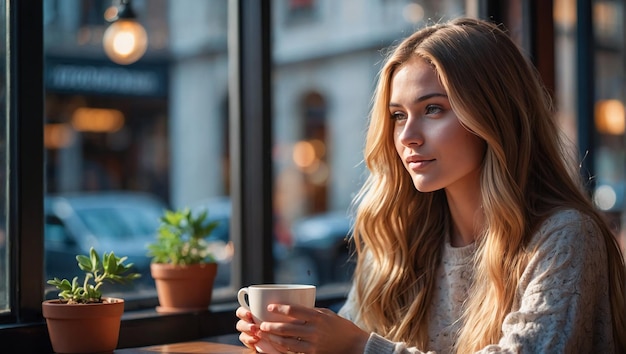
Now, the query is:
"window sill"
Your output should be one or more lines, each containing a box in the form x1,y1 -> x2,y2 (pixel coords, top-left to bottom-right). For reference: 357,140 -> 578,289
0,303 -> 239,353
0,284 -> 348,353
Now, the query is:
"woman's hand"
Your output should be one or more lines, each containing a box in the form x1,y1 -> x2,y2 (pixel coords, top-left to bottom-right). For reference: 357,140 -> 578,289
259,304 -> 369,354
235,306 -> 261,350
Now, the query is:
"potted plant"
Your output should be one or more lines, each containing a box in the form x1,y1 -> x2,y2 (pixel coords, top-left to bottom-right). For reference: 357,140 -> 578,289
147,207 -> 219,313
42,247 -> 140,353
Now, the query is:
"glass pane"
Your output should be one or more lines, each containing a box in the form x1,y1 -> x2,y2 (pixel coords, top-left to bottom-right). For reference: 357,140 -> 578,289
271,1 -> 469,288
592,0 -> 625,248
0,0 -> 7,312
555,0 -> 626,249
43,0 -> 231,303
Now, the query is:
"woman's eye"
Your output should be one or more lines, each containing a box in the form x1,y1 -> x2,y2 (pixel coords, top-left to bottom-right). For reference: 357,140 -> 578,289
391,112 -> 406,121
425,105 -> 443,115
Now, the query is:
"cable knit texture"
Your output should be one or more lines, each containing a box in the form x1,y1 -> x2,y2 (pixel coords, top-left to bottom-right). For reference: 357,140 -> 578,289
338,209 -> 616,353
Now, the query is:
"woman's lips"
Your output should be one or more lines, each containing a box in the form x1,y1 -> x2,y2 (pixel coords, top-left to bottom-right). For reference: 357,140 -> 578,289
408,159 -> 434,171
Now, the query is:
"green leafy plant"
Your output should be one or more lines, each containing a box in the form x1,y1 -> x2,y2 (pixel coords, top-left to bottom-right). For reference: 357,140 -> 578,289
146,207 -> 218,265
47,247 -> 141,304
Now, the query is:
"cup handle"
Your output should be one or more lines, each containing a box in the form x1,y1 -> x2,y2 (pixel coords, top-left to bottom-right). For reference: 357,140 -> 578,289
237,287 -> 250,310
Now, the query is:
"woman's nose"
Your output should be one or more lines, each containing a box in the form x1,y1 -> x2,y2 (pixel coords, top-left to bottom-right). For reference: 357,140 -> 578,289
398,117 -> 424,147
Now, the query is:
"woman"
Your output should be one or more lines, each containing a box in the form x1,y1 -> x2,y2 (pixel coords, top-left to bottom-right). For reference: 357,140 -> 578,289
236,17 -> 626,353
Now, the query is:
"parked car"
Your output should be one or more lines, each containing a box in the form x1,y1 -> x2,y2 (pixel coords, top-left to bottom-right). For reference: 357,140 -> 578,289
44,191 -> 168,297
190,197 -> 354,286
289,211 -> 355,285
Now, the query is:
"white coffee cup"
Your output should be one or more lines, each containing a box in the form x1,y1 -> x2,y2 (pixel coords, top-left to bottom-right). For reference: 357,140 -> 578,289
238,284 -> 316,353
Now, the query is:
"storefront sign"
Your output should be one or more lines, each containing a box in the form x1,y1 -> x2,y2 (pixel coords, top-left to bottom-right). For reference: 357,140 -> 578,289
45,57 -> 168,97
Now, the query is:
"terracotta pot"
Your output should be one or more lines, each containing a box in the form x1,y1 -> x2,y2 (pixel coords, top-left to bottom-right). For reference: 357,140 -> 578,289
150,262 -> 218,313
42,297 -> 124,353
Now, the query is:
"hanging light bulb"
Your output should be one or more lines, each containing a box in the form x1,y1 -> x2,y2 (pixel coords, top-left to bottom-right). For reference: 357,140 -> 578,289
103,0 -> 148,65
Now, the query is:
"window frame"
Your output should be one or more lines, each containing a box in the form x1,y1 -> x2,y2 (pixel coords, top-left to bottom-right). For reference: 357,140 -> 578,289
8,0 -> 45,324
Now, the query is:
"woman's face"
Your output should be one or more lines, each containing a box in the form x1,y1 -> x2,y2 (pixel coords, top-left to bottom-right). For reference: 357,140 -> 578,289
391,57 -> 485,195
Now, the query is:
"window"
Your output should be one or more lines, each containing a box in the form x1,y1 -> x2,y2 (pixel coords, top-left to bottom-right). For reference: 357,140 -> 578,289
43,1 -> 231,303
591,0 -> 625,244
41,0 -> 474,305
554,0 -> 626,247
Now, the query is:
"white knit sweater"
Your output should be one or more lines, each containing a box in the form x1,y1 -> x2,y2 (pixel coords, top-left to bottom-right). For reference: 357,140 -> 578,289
338,209 -> 616,353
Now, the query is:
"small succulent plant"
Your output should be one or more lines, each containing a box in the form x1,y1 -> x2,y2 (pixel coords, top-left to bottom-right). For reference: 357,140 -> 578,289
47,247 -> 141,304
146,207 -> 218,265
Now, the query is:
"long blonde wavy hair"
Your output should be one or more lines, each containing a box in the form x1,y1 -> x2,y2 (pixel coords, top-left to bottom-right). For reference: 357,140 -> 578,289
350,18 -> 626,353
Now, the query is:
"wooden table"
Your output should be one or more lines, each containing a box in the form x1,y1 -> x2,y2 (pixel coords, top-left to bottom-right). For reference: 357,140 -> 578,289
116,340 -> 255,353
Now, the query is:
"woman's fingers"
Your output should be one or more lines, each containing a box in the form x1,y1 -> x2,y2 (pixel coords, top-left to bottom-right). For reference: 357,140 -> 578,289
259,306 -> 317,353
236,315 -> 261,351
235,307 -> 261,350
259,305 -> 368,354
236,318 -> 259,333
266,333 -> 310,354
235,306 -> 252,321
238,331 -> 260,350
266,303 -> 317,324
